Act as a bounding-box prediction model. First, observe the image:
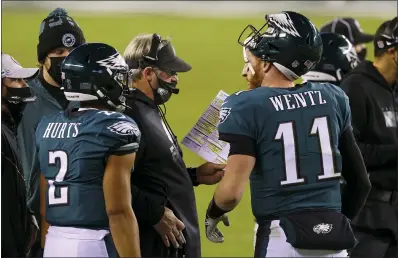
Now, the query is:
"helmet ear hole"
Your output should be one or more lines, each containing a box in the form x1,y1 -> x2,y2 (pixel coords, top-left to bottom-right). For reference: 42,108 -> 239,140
268,43 -> 279,55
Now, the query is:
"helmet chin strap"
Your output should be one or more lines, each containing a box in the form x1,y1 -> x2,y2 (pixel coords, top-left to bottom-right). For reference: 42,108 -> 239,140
93,85 -> 129,112
243,46 -> 256,75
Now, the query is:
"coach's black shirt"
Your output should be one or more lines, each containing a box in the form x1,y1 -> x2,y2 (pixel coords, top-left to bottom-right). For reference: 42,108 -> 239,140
124,89 -> 201,257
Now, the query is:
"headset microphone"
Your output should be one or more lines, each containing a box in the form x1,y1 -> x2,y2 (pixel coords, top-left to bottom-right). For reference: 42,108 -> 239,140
169,87 -> 180,94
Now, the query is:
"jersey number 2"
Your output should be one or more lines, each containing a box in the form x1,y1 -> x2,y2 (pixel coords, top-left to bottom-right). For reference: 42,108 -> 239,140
48,150 -> 69,205
274,116 -> 340,186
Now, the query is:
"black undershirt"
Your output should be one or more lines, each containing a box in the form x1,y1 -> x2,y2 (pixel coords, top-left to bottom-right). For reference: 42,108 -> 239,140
219,133 -> 256,157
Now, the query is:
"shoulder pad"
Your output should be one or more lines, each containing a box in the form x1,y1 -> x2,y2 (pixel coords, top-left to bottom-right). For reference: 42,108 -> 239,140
94,110 -> 141,155
95,110 -> 140,137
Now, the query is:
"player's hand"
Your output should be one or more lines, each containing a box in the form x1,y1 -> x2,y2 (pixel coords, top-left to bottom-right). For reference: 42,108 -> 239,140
197,162 -> 225,185
153,207 -> 186,249
205,213 -> 230,243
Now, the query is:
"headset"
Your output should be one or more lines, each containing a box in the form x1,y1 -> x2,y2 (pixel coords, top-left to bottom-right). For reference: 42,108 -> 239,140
134,33 -> 180,94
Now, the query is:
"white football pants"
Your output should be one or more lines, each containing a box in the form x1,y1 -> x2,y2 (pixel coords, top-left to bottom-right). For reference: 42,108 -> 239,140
254,221 -> 349,257
43,226 -> 112,257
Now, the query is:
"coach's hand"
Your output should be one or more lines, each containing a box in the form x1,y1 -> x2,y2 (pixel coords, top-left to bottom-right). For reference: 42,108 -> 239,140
205,213 -> 230,243
197,162 -> 225,185
154,207 -> 186,248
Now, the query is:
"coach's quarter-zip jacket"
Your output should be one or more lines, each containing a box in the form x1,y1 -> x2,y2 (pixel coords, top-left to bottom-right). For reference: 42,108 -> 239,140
124,89 -> 201,257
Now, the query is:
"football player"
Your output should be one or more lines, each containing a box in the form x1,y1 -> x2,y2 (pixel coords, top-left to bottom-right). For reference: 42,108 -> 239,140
36,43 -> 141,257
301,32 -> 360,85
205,11 -> 371,257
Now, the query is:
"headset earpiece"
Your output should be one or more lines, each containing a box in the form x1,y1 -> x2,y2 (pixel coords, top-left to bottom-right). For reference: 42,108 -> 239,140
145,33 -> 162,61
138,33 -> 163,69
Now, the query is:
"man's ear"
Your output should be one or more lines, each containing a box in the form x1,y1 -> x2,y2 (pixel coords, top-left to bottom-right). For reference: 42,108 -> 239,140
262,61 -> 272,74
387,47 -> 397,57
143,67 -> 153,81
42,56 -> 51,69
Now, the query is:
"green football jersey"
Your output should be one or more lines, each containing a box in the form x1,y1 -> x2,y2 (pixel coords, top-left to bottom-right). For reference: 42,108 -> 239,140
36,108 -> 140,228
218,82 -> 351,222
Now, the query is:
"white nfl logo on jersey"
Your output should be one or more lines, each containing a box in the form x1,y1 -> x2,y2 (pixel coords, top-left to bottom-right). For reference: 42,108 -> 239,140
313,223 -> 333,234
268,13 -> 301,38
219,107 -> 231,124
107,121 -> 140,136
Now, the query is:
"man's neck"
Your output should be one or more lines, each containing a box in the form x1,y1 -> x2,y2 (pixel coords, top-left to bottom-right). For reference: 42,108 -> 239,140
260,67 -> 295,88
373,58 -> 397,86
261,76 -> 295,88
1,104 -> 15,130
132,81 -> 154,100
80,101 -> 107,110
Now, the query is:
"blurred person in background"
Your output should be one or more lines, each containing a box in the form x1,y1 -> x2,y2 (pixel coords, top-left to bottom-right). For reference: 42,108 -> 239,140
1,54 -> 39,257
123,33 -> 225,257
302,32 -> 360,84
205,11 -> 370,257
340,17 -> 398,258
16,7 -> 86,256
320,17 -> 374,61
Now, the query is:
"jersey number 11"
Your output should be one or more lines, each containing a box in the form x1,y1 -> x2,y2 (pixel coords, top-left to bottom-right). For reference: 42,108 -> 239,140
274,116 -> 341,186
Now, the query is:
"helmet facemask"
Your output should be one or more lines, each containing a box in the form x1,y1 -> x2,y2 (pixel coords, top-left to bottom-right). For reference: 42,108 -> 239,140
237,12 -> 323,81
94,67 -> 130,112
238,21 -> 279,63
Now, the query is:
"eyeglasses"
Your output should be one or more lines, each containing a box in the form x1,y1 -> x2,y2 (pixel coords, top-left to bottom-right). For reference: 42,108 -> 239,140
154,67 -> 177,77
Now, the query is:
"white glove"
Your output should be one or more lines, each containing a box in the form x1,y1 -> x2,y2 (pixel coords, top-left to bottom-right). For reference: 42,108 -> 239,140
205,214 -> 230,243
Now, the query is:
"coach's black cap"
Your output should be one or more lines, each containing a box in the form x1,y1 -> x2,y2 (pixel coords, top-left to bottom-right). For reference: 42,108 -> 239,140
127,41 -> 192,73
320,18 -> 374,45
374,17 -> 398,50
156,42 -> 191,72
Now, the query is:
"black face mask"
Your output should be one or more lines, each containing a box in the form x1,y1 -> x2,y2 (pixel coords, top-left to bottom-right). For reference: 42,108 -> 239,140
153,78 -> 178,106
357,48 -> 367,61
47,56 -> 66,85
2,86 -> 36,125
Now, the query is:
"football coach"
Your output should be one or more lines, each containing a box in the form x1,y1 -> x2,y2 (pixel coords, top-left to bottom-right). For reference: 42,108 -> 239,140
122,33 -> 226,257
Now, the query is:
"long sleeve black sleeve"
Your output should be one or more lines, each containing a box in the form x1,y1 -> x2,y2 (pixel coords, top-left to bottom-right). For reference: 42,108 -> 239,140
131,184 -> 165,225
187,167 -> 199,186
339,127 -> 372,220
130,136 -> 164,225
341,76 -> 398,168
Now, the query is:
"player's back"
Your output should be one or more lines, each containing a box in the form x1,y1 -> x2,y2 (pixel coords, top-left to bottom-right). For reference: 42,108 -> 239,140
36,108 -> 140,229
219,82 -> 350,222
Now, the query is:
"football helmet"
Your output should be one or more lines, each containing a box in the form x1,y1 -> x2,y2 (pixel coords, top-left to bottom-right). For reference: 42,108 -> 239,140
61,42 -> 129,111
238,11 -> 323,81
302,33 -> 359,84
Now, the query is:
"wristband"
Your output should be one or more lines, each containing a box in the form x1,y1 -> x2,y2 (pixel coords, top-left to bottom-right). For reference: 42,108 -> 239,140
187,167 -> 199,186
207,197 -> 230,218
